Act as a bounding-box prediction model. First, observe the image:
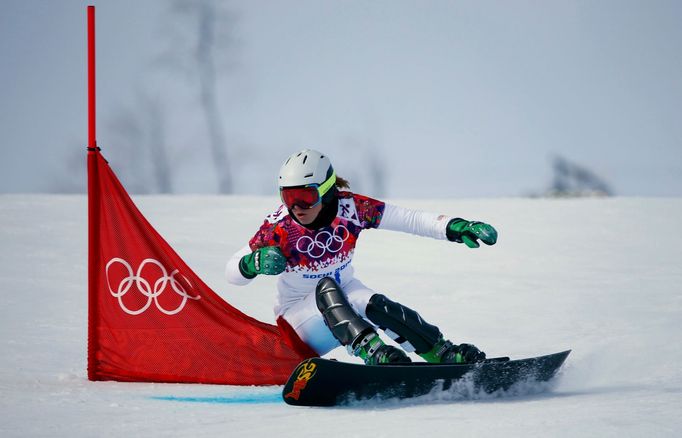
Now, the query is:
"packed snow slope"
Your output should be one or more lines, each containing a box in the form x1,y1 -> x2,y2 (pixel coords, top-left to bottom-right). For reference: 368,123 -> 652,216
1,195 -> 681,437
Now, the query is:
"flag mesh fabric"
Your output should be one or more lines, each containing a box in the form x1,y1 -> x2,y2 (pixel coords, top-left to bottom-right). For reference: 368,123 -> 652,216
87,151 -> 313,385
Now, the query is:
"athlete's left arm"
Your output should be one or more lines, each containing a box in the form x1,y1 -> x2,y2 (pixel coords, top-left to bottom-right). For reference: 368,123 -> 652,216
378,204 -> 498,248
377,204 -> 451,240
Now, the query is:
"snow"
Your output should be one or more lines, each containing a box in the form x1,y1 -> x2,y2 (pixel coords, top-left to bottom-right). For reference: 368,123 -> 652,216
1,195 -> 681,437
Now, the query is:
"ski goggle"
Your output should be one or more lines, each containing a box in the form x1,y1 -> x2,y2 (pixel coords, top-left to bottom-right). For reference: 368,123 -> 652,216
280,171 -> 336,209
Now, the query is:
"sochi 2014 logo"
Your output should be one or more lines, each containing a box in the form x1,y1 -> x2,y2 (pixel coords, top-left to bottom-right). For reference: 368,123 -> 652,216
295,225 -> 350,259
105,258 -> 201,315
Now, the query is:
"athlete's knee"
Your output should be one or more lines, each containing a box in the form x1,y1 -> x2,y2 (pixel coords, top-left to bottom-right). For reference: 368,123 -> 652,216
315,277 -> 373,346
315,277 -> 340,313
366,293 -> 401,322
365,293 -> 442,354
367,293 -> 389,310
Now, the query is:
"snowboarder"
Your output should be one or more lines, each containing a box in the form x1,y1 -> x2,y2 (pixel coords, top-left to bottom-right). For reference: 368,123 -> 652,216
226,149 -> 498,365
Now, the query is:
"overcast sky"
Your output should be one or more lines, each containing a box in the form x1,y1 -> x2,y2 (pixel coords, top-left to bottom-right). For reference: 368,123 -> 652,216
1,0 -> 681,197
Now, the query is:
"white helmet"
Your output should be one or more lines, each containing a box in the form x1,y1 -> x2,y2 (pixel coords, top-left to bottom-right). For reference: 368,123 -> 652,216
278,149 -> 335,188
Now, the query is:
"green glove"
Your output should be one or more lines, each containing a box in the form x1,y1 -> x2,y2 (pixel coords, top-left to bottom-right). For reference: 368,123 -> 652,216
239,246 -> 287,278
446,218 -> 498,248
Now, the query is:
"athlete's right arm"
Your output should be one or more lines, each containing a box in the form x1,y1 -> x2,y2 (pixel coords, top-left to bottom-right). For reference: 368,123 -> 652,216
227,205 -> 290,285
225,245 -> 255,285
225,245 -> 287,284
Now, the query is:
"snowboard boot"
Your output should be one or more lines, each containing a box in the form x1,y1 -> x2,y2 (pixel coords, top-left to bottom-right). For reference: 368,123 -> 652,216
352,332 -> 411,365
315,278 -> 411,365
419,337 -> 486,364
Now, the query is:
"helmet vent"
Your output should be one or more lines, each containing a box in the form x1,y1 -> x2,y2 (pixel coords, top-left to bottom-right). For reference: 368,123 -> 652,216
302,155 -> 308,164
304,173 -> 314,178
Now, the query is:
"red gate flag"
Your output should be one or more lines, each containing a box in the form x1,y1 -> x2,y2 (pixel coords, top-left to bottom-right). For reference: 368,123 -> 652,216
87,151 -> 315,385
86,6 -> 312,385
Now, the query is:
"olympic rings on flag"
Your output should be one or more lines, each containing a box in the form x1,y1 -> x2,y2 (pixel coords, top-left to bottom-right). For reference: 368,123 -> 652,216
105,258 -> 201,316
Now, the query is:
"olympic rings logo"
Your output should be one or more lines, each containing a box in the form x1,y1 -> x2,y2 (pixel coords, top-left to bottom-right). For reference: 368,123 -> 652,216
105,258 -> 201,316
295,225 -> 350,259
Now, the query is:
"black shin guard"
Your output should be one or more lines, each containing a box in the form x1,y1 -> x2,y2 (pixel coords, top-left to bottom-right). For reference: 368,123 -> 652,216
365,294 -> 442,354
315,278 -> 374,347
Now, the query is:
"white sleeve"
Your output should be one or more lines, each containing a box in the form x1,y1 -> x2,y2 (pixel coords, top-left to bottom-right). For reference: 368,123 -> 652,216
377,204 -> 452,240
225,245 -> 255,286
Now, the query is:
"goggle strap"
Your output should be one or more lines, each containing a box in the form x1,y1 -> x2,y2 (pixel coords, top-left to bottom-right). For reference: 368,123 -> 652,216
317,170 -> 336,197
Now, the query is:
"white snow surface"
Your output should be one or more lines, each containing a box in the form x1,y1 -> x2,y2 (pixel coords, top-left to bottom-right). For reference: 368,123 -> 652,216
1,195 -> 681,437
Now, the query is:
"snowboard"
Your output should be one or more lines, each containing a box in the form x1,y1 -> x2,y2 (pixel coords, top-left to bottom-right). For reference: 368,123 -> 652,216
282,350 -> 570,406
